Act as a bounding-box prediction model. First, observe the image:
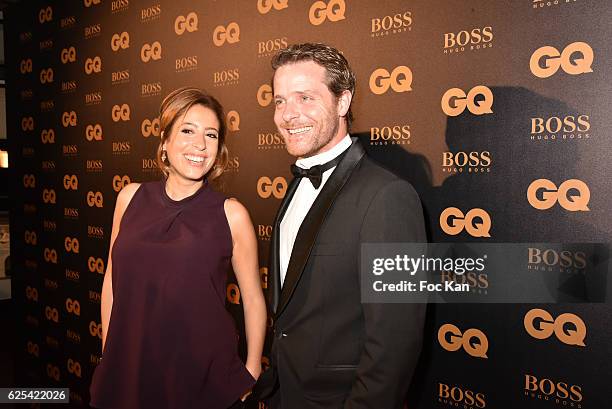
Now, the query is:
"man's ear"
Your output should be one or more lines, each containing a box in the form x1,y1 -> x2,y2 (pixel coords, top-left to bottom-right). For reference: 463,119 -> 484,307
337,90 -> 352,118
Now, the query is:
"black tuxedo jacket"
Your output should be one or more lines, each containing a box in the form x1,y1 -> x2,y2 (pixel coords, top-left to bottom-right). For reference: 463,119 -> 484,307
259,138 -> 426,409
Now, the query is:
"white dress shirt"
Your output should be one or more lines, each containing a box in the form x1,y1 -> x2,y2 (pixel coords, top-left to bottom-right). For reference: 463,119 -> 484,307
279,134 -> 353,287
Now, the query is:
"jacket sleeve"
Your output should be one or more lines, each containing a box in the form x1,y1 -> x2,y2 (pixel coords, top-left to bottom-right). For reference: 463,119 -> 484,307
345,179 -> 427,409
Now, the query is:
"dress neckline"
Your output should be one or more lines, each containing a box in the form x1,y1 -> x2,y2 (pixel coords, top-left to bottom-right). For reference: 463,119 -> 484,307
160,179 -> 208,206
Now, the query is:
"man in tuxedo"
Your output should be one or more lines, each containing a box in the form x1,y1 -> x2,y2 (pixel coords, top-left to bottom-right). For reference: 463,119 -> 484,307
259,43 -> 426,409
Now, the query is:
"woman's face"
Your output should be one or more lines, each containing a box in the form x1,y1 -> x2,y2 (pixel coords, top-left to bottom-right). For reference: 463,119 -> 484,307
163,104 -> 220,183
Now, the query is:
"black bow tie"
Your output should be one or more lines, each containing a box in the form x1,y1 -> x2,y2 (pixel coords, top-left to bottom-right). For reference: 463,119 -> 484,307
290,150 -> 347,189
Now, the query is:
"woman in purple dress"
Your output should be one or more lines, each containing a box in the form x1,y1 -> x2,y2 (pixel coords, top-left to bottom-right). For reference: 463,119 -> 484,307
90,88 -> 267,409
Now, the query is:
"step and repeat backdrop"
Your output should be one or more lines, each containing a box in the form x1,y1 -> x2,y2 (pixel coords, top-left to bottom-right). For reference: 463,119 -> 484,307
6,0 -> 612,408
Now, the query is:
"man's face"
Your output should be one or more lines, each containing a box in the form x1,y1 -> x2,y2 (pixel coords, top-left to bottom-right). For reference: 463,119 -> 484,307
273,60 -> 344,158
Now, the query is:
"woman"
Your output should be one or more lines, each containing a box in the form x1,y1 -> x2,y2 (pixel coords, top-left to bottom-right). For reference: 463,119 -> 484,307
90,87 -> 267,409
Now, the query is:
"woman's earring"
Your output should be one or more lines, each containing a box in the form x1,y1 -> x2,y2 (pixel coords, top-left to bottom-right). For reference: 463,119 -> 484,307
161,149 -> 167,162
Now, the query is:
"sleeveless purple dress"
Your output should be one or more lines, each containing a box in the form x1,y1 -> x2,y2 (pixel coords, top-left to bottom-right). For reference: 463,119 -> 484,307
90,181 -> 255,409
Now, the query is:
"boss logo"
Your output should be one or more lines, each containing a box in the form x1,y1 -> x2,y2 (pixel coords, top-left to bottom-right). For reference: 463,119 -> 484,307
441,86 -> 493,116
111,0 -> 129,13
65,298 -> 81,316
67,359 -> 82,378
309,0 -> 346,26
43,220 -> 57,231
45,306 -> 59,322
524,308 -> 586,347
38,6 -> 53,23
225,156 -> 240,172
25,286 -> 39,301
111,104 -> 131,122
175,12 -> 198,35
66,329 -> 81,343
21,89 -> 34,100
39,38 -> 53,51
20,58 -> 33,73
444,26 -> 493,52
141,118 -> 160,137
440,207 -> 491,238
530,42 -> 593,78
438,323 -> 488,358
84,56 -> 102,74
44,278 -> 59,289
141,5 -> 161,22
85,124 -> 103,141
175,56 -> 198,72
113,175 -> 131,192
64,237 -> 80,254
258,0 -> 288,14
442,151 -> 491,172
89,321 -> 103,338
531,115 -> 590,137
22,147 -> 36,157
524,374 -> 583,403
227,111 -> 240,131
213,68 -> 238,85
142,158 -> 158,171
258,38 -> 288,56
85,92 -> 102,106
60,16 -> 76,29
258,225 -> 273,240
23,204 -> 37,215
86,160 -> 104,172
370,125 -> 410,144
63,174 -> 79,190
40,100 -> 55,111
527,179 -> 590,211
141,82 -> 162,96
21,117 -> 34,131
88,257 -> 105,274
87,226 -> 104,239
257,176 -> 287,199
65,269 -> 80,281
64,207 -> 79,218
371,11 -> 412,35
369,66 -> 412,94
111,32 -> 130,51
257,132 -> 284,149
39,68 -> 54,84
41,160 -> 56,171
42,189 -> 57,204
84,24 -> 101,39
20,31 -> 33,42
528,247 -> 586,271
61,81 -> 78,93
62,145 -> 78,156
438,383 -> 486,409
23,174 -> 36,188
112,141 -> 131,154
257,84 -> 273,106
140,41 -> 162,62
61,111 -> 78,127
46,364 -> 60,381
112,69 -> 130,84
227,283 -> 241,304
213,22 -> 240,46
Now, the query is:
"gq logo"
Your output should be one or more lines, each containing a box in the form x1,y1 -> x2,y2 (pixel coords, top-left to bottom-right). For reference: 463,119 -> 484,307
369,66 -> 412,94
140,41 -> 162,62
87,191 -> 104,207
62,111 -> 78,127
213,22 -> 240,46
27,341 -> 40,357
440,207 -> 491,238
39,6 -> 53,23
46,364 -> 60,381
45,306 -> 59,322
44,248 -> 58,263
67,359 -> 82,378
227,110 -> 240,131
175,12 -> 198,35
309,0 -> 346,26
438,323 -> 488,358
111,32 -> 130,51
65,298 -> 81,316
113,175 -> 131,192
24,231 -> 38,245
20,58 -> 33,73
111,104 -> 131,122
524,308 -> 586,347
63,174 -> 78,190
84,0 -> 101,6
88,257 -> 105,274
257,177 -> 287,199
23,174 -> 36,188
527,179 -> 590,211
21,117 -> 34,131
84,56 -> 102,74
42,189 -> 57,204
89,321 -> 103,339
441,86 -> 493,117
64,237 -> 80,254
61,47 -> 76,63
39,68 -> 54,84
258,0 -> 288,14
141,118 -> 160,137
25,286 -> 39,301
530,42 -> 594,78
257,84 -> 273,107
86,124 -> 103,141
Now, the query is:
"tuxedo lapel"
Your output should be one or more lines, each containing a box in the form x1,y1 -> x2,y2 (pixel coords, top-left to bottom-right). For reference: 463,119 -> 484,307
275,139 -> 366,318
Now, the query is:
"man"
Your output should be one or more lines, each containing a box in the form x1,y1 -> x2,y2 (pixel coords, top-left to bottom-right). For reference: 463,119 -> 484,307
257,43 -> 426,409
